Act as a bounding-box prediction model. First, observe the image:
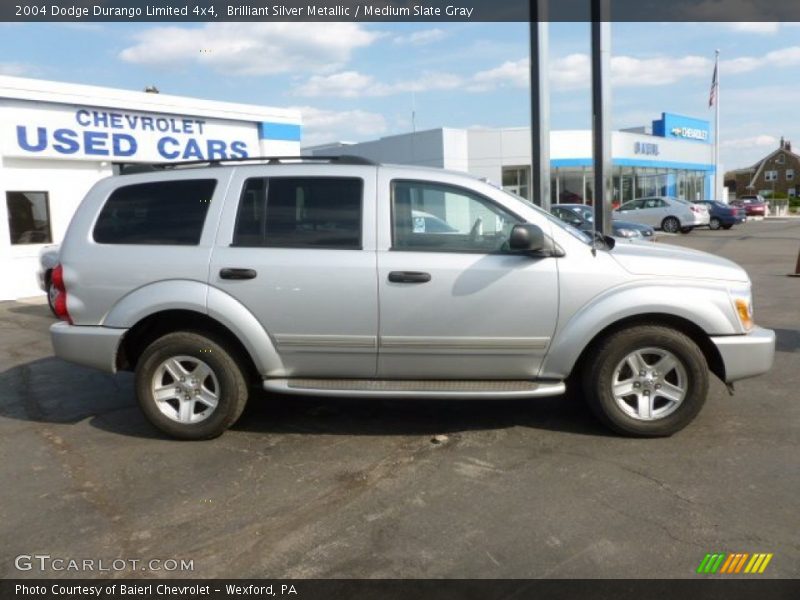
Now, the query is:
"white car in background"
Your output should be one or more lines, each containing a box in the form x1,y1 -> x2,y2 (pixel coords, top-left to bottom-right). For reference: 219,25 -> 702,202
36,244 -> 60,315
614,196 -> 709,234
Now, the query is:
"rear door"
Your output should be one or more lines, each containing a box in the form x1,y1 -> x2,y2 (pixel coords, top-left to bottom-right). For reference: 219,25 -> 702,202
210,165 -> 378,378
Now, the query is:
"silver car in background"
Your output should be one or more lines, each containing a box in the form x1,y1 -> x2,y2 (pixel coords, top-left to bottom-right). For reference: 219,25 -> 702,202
614,196 -> 710,234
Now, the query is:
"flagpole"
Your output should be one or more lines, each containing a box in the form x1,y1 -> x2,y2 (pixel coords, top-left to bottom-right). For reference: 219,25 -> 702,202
715,49 -> 720,200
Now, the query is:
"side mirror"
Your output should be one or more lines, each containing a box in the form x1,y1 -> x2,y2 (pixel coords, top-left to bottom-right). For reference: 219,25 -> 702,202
509,223 -> 545,253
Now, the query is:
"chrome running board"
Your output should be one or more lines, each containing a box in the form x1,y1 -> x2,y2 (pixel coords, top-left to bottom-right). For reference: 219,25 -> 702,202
262,378 -> 565,399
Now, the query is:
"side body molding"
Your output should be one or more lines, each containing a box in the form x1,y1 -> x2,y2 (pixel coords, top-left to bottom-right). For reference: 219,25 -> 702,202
540,281 -> 741,380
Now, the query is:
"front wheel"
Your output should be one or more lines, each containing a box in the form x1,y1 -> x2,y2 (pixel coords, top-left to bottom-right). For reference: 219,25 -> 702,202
135,331 -> 249,440
582,326 -> 709,437
661,216 -> 680,233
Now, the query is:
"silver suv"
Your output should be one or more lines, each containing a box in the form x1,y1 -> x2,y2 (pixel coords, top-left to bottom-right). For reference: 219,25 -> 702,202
50,157 -> 775,439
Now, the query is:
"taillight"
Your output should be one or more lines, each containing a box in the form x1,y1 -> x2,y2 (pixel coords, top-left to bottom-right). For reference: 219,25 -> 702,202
690,205 -> 702,213
51,264 -> 72,324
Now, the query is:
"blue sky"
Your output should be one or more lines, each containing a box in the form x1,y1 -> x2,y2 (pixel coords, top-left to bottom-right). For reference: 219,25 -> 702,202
1,21 -> 798,168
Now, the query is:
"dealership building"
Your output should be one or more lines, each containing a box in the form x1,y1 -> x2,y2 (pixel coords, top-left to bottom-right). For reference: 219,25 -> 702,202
307,112 -> 716,206
0,75 -> 301,301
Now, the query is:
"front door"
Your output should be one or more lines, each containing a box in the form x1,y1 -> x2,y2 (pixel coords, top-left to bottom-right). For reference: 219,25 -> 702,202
376,178 -> 559,379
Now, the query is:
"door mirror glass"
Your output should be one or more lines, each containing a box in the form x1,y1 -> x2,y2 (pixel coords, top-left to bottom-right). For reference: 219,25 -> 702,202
509,224 -> 545,253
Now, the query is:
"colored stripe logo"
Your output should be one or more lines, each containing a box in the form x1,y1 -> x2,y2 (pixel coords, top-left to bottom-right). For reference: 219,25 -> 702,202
696,553 -> 773,574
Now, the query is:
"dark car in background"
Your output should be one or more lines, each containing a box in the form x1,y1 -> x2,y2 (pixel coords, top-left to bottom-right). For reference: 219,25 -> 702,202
551,203 -> 656,241
731,195 -> 767,217
693,200 -> 746,230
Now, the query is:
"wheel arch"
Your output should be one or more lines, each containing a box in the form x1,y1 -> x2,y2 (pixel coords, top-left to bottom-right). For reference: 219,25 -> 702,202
566,313 -> 726,384
116,309 -> 263,384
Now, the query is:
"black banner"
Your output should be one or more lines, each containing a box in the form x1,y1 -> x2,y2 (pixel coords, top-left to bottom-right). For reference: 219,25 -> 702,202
3,579 -> 800,600
5,0 -> 800,22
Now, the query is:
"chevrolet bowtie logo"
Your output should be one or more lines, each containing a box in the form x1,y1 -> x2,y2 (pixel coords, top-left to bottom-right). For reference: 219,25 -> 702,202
696,552 -> 774,574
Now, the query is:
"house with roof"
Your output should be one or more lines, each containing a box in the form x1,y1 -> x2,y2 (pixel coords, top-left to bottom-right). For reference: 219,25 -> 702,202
725,137 -> 800,198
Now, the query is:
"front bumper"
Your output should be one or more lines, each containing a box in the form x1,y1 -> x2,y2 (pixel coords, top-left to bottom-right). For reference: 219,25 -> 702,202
51,322 -> 127,373
711,326 -> 776,383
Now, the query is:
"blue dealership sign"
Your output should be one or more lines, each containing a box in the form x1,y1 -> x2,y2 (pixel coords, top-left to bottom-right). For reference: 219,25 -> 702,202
652,113 -> 710,143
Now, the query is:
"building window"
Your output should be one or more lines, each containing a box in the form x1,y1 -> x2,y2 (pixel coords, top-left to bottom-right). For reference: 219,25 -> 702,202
502,166 -> 530,200
787,169 -> 794,181
776,154 -> 785,164
6,191 -> 52,245
765,170 -> 778,182
93,179 -> 216,245
233,177 -> 362,249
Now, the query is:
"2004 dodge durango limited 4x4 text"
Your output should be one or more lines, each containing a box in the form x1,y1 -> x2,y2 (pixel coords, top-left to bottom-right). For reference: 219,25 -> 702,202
50,156 -> 775,439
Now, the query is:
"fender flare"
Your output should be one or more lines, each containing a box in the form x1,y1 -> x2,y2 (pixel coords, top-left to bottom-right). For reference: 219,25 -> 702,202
540,281 -> 739,379
104,280 -> 284,376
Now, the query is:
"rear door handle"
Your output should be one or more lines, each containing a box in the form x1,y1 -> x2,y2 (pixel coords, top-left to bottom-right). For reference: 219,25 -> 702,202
220,268 -> 257,280
388,271 -> 431,284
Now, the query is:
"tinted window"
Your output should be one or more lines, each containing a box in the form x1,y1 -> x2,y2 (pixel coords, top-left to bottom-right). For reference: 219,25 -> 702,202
94,179 -> 216,245
6,191 -> 52,245
392,180 -> 520,253
233,177 -> 362,249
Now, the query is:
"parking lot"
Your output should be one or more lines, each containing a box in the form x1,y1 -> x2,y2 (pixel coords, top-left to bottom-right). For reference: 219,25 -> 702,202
1,219 -> 797,579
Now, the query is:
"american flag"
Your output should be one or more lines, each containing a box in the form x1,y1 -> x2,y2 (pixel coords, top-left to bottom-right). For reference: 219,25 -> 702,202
709,62 -> 718,108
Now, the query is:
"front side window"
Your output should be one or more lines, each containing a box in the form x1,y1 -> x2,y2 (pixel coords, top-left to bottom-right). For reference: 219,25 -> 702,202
93,179 -> 216,245
6,191 -> 52,245
392,180 -> 520,253
233,177 -> 362,249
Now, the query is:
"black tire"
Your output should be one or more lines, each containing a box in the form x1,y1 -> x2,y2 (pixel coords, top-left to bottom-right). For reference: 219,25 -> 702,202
135,331 -> 249,440
661,216 -> 680,233
721,224 -> 733,230
709,217 -> 722,230
45,272 -> 58,316
680,227 -> 693,234
582,325 -> 709,437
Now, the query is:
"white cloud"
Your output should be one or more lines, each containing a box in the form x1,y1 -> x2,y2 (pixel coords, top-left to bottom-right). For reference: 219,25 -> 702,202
721,135 -> 779,149
293,106 -> 388,146
294,70 -> 463,98
0,63 -> 29,76
469,58 -> 529,91
119,23 -> 379,75
393,28 -> 447,46
722,22 -> 781,34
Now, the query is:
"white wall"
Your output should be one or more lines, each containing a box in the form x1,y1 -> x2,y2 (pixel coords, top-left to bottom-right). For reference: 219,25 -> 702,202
0,157 -> 112,300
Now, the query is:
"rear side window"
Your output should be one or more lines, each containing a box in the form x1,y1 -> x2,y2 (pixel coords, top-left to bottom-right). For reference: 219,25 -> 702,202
93,179 -> 216,245
233,177 -> 362,249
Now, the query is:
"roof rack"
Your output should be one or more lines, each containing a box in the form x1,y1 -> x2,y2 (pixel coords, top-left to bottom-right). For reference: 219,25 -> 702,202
118,155 -> 377,174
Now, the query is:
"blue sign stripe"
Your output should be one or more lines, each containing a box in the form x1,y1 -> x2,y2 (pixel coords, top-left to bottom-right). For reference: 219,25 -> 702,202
551,158 -> 714,171
259,122 -> 301,142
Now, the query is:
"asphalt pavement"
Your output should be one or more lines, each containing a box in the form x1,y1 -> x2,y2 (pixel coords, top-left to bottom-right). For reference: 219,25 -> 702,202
0,219 -> 797,579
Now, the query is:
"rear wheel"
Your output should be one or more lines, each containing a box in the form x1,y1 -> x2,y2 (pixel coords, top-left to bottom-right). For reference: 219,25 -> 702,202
582,325 -> 709,437
709,217 -> 722,230
135,331 -> 249,440
661,216 -> 680,233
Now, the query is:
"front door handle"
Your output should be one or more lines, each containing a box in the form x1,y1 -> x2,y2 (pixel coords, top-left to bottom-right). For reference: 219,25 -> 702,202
388,271 -> 431,284
220,268 -> 257,280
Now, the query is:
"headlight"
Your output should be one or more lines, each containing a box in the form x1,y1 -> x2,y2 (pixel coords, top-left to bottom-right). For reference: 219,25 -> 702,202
615,228 -> 638,238
729,286 -> 754,331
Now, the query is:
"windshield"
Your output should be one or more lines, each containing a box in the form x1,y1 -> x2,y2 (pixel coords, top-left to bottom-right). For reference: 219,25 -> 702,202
499,189 -> 593,245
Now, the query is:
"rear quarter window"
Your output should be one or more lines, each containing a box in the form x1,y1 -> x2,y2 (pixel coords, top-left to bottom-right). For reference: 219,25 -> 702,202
93,179 -> 216,245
